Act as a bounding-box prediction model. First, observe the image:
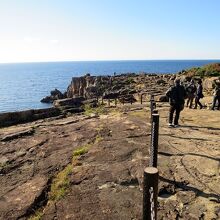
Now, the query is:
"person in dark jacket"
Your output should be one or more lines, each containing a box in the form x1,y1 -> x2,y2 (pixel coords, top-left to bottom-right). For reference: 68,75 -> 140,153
211,78 -> 220,110
194,79 -> 203,109
166,78 -> 187,127
186,79 -> 196,108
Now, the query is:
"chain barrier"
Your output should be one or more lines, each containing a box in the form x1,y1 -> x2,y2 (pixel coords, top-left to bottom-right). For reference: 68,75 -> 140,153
150,120 -> 156,166
150,114 -> 159,167
149,187 -> 155,220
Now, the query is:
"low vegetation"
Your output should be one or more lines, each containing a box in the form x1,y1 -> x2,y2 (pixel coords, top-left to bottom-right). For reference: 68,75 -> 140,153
72,145 -> 89,157
49,164 -> 72,201
184,63 -> 220,78
84,104 -> 107,116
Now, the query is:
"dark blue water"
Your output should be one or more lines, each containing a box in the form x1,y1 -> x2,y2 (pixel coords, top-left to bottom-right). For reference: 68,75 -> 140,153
0,60 -> 219,112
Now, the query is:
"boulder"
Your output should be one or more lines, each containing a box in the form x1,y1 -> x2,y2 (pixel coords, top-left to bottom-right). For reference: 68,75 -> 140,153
41,89 -> 64,103
203,77 -> 220,91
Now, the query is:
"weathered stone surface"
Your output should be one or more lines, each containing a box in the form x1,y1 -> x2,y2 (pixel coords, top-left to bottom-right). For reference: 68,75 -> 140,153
0,175 -> 48,219
0,108 -> 61,128
1,128 -> 34,142
0,100 -> 219,219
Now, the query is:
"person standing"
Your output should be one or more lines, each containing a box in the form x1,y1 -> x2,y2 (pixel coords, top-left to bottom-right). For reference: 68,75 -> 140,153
166,78 -> 187,127
211,78 -> 220,110
186,79 -> 196,108
194,79 -> 204,109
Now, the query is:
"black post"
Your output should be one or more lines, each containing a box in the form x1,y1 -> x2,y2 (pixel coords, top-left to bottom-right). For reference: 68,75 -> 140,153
141,94 -> 143,105
150,114 -> 159,167
143,167 -> 158,220
153,109 -> 158,114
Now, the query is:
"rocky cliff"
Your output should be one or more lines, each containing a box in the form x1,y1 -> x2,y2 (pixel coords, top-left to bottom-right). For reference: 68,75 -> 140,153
66,75 -> 109,98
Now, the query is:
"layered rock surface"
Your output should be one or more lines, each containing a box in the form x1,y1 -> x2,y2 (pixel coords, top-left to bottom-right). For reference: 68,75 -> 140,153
0,100 -> 219,220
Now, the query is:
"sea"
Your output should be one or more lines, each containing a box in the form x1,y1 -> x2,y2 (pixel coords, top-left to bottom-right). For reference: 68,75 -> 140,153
0,60 -> 219,113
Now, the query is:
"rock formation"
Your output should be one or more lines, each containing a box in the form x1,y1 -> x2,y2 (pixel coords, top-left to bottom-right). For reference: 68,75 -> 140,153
66,75 -> 110,98
41,89 -> 65,103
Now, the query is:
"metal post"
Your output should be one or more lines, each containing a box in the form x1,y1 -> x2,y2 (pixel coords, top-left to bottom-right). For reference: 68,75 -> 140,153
141,94 -> 143,104
150,114 -> 159,167
143,167 -> 158,220
153,109 -> 158,114
108,99 -> 110,107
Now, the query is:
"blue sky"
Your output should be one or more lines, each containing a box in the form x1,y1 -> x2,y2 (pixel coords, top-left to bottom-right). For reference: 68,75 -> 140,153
0,0 -> 220,63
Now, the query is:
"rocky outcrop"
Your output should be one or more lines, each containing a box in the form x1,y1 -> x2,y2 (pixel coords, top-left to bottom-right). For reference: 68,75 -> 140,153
66,73 -> 172,101
66,75 -> 111,99
41,89 -> 65,103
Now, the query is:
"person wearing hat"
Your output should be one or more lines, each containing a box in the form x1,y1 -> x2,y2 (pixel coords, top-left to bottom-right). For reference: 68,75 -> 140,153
166,78 -> 187,127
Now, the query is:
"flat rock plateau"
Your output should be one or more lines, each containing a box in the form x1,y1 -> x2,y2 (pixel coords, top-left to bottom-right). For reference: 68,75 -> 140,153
0,99 -> 219,220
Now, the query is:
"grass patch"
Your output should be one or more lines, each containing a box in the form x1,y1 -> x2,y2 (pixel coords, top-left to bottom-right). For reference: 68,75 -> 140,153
84,104 -> 106,116
72,146 -> 89,157
49,164 -> 72,201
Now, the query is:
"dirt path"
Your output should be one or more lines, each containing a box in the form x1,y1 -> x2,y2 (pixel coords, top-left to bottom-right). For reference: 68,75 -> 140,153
0,101 -> 219,220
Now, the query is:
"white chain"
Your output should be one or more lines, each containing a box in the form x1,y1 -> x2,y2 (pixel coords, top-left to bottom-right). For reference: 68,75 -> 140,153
149,187 -> 155,220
